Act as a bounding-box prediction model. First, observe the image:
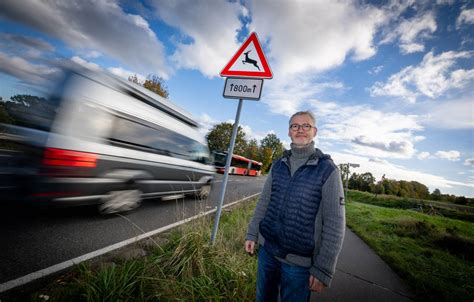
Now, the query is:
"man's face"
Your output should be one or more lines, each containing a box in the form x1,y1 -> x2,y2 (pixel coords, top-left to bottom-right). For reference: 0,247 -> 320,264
288,114 -> 317,146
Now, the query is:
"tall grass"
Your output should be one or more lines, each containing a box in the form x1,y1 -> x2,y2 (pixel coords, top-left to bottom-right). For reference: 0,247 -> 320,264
31,201 -> 258,302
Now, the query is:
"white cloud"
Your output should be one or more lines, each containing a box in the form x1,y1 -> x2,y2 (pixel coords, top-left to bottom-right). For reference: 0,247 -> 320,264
281,139 -> 292,150
261,72 -> 424,159
264,74 -> 345,116
369,158 -> 390,164
435,150 -> 461,161
463,158 -> 474,166
195,113 -> 218,140
417,152 -> 431,160
381,12 -> 437,54
331,152 -> 474,193
107,67 -> 146,82
71,56 -> 101,71
309,100 -> 423,159
369,65 -> 384,75
0,51 -> 61,85
352,135 -> 415,155
0,33 -> 54,54
240,125 -> 273,142
84,50 -> 102,59
456,8 -> 474,28
224,119 -> 275,143
250,1 -> 386,76
370,50 -> 474,103
0,0 -> 170,78
422,97 -> 474,129
0,33 -> 57,62
150,0 -> 244,78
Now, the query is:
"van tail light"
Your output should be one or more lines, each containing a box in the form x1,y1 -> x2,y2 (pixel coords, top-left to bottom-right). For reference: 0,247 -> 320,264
42,148 -> 98,168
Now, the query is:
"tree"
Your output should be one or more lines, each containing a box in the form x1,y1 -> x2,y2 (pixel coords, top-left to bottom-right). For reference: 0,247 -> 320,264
261,147 -> 274,173
382,179 -> 393,195
431,188 -> 441,201
143,75 -> 169,99
128,74 -> 140,85
128,74 -> 169,99
410,181 -> 430,199
348,173 -> 361,190
374,181 -> 385,196
206,122 -> 248,155
260,133 -> 284,161
244,139 -> 259,160
259,133 -> 284,173
359,172 -> 375,192
454,196 -> 468,205
398,180 -> 412,198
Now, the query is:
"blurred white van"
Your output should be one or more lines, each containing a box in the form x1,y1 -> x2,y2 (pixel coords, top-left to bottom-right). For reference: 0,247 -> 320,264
0,68 -> 215,214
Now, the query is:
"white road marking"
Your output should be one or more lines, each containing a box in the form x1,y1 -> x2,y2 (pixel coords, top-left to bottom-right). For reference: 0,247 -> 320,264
0,192 -> 260,293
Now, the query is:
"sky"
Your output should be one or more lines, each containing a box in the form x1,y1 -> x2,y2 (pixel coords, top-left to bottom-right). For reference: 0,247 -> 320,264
0,0 -> 473,197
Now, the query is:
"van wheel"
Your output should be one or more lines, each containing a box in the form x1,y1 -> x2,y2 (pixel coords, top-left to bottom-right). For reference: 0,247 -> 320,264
99,189 -> 142,214
198,184 -> 211,200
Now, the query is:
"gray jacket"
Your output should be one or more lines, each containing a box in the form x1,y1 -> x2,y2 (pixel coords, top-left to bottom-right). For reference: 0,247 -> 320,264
246,149 -> 346,286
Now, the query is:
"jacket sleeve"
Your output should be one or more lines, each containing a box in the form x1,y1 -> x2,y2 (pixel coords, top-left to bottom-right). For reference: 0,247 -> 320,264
245,168 -> 273,242
309,167 -> 346,286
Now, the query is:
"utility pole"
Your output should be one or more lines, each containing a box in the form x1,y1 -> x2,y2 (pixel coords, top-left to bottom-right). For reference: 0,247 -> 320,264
342,163 -> 359,201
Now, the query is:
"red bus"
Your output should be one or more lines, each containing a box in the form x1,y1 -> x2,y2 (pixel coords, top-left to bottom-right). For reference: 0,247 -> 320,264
247,159 -> 262,176
213,152 -> 261,176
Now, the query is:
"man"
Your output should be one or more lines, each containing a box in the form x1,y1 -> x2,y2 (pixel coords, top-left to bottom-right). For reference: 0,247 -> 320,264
245,111 -> 345,302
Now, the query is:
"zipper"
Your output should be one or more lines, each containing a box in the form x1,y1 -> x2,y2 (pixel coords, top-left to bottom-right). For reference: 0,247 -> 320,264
278,158 -> 308,221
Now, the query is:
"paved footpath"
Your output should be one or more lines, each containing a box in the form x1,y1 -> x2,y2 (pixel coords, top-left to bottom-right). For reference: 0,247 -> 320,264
311,228 -> 415,301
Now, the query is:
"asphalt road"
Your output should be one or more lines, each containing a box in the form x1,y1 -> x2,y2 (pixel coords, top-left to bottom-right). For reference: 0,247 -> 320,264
0,174 -> 266,286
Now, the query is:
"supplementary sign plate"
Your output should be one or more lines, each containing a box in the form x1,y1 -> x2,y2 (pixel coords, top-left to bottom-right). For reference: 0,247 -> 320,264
223,77 -> 263,100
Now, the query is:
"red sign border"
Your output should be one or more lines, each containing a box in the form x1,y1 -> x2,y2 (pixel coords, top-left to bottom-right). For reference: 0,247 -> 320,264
220,32 -> 273,79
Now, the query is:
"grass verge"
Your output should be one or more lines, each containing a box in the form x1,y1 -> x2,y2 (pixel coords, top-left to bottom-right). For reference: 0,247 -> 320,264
30,201 -> 259,302
346,201 -> 474,302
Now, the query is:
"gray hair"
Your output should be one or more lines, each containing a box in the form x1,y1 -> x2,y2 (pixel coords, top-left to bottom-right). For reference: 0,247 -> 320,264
289,111 -> 317,126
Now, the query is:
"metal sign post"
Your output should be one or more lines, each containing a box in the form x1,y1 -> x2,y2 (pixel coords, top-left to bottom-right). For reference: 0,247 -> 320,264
210,98 -> 243,244
211,32 -> 272,245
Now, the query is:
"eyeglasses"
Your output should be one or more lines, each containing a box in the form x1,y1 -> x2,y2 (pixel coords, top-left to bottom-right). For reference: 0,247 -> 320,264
289,123 -> 314,131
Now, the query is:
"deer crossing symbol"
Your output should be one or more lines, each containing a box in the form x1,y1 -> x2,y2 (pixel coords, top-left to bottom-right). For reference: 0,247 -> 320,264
242,50 -> 260,70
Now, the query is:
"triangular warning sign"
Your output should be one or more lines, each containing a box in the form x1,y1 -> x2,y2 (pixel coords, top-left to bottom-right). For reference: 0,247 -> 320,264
220,32 -> 273,79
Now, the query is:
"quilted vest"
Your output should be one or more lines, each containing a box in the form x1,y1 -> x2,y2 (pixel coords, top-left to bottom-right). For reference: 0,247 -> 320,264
259,151 -> 335,258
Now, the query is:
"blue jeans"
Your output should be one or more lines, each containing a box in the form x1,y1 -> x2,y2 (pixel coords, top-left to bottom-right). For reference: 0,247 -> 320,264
256,245 -> 311,302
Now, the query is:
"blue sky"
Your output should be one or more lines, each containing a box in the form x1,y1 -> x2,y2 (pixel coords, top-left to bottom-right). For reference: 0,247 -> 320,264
0,0 -> 473,197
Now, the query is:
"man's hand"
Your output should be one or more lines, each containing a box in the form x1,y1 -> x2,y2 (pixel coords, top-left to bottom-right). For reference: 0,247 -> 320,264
309,275 -> 326,292
244,240 -> 255,255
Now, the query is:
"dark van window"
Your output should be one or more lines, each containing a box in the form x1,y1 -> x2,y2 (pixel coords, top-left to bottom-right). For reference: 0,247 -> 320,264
190,141 -> 212,164
109,116 -> 211,164
2,94 -> 60,131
